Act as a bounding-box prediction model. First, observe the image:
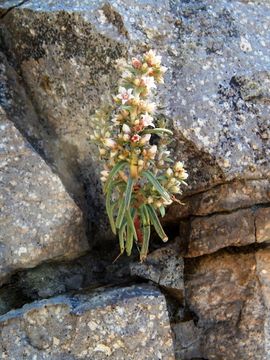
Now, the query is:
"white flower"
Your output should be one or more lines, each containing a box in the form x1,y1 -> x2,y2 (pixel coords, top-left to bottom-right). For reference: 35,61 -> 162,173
166,168 -> 173,177
148,145 -> 157,159
140,134 -> 151,145
101,170 -> 109,178
145,102 -> 156,114
141,113 -> 155,127
104,138 -> 117,148
122,133 -> 130,141
117,87 -> 134,104
141,76 -> 156,90
122,124 -> 131,133
144,50 -> 162,67
174,161 -> 184,172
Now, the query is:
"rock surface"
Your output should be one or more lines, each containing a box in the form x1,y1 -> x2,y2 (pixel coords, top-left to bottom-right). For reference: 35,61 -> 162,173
185,248 -> 270,359
180,206 -> 270,257
0,110 -> 88,286
0,285 -> 175,360
130,244 -> 184,302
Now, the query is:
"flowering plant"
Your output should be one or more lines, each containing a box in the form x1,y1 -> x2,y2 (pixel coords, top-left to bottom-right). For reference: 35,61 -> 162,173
91,50 -> 188,262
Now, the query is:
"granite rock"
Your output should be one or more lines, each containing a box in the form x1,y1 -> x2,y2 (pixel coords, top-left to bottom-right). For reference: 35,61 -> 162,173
0,110 -> 88,286
185,248 -> 270,359
0,0 -> 269,229
180,206 -> 270,257
130,243 -> 184,302
165,179 -> 270,222
0,285 -> 175,360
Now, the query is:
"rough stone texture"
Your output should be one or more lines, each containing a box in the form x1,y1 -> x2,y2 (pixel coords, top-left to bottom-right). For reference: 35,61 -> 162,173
165,179 -> 270,222
185,248 -> 270,360
130,244 -> 184,302
0,285 -> 175,360
0,110 -> 88,286
180,206 -> 270,257
171,320 -> 202,360
256,207 -> 270,243
0,0 -> 269,229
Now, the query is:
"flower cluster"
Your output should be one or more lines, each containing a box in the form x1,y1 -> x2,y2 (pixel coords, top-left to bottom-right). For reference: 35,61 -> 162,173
90,50 -> 187,261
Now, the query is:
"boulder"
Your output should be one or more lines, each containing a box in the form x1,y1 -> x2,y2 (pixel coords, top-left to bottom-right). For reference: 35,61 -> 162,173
0,0 -> 269,228
0,110 -> 88,286
185,248 -> 270,359
0,285 -> 175,360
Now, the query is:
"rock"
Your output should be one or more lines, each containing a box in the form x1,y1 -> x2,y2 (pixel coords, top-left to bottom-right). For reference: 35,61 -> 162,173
256,207 -> 270,243
0,285 -> 175,360
165,179 -> 270,222
185,248 -> 270,359
130,244 -> 184,302
180,206 -> 270,257
171,320 -> 202,360
0,110 -> 88,286
0,0 -> 269,230
168,0 -> 270,190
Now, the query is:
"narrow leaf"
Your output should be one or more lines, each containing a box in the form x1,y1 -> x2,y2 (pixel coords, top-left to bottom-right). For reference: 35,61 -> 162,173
147,205 -> 168,242
124,177 -> 134,209
142,170 -> 171,202
126,223 -> 134,256
159,206 -> 166,218
119,222 -> 127,254
104,161 -> 127,193
139,206 -> 150,262
116,198 -> 126,229
106,181 -> 117,234
126,208 -> 138,242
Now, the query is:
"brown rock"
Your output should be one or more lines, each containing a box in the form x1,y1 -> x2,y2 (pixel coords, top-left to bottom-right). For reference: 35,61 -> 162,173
166,179 -> 270,222
185,249 -> 270,359
256,207 -> 270,243
182,209 -> 255,257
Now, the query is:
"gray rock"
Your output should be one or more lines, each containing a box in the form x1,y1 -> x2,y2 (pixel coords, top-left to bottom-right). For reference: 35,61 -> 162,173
0,0 -> 269,230
185,248 -> 270,359
171,320 -> 202,360
0,285 -> 175,360
130,244 -> 184,302
0,110 -> 88,286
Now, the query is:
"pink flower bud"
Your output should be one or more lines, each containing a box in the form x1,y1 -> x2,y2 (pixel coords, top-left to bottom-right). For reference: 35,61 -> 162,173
132,58 -> 142,69
131,134 -> 141,143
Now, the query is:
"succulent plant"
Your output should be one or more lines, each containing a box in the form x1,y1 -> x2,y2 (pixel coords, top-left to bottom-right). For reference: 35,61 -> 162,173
90,50 -> 188,262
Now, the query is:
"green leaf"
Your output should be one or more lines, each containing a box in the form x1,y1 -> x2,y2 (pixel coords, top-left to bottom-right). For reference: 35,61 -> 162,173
143,128 -> 173,136
116,198 -> 126,229
147,205 -> 168,242
126,222 -> 134,256
139,205 -> 151,262
142,170 -> 171,202
126,208 -> 138,242
119,221 -> 127,254
104,161 -> 128,193
159,206 -> 166,218
124,177 -> 134,209
105,181 -> 117,234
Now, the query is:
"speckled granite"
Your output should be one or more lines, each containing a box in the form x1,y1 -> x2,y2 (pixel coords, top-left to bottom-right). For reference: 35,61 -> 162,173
1,0 -> 269,236
0,285 -> 175,360
0,110 -> 88,286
